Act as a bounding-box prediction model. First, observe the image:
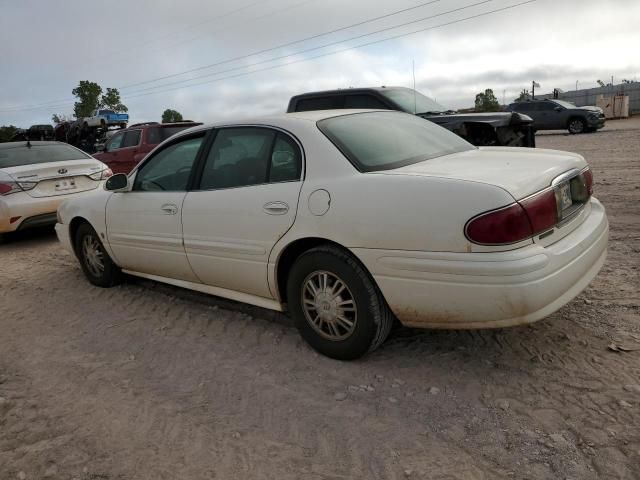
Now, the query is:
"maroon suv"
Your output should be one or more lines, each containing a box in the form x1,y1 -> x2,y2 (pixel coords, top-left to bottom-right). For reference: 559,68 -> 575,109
94,122 -> 202,174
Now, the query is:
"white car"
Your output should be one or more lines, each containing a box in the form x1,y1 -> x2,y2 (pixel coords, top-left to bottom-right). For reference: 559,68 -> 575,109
55,110 -> 608,360
0,141 -> 112,237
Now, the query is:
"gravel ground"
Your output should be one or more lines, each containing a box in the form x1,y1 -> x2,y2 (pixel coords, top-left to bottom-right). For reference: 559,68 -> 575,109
1,118 -> 639,480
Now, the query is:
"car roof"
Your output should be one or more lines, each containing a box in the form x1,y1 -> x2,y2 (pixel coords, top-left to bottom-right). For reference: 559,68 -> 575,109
177,109 -> 392,134
290,86 -> 408,98
123,121 -> 202,131
0,141 -> 63,150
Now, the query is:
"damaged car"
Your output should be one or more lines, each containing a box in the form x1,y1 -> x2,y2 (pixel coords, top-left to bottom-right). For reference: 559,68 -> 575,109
287,86 -> 536,147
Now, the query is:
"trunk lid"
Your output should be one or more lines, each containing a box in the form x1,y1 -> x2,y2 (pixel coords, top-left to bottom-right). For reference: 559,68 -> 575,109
2,159 -> 105,198
383,147 -> 587,200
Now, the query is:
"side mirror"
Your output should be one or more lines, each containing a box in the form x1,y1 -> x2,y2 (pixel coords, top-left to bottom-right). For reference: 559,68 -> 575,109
105,173 -> 129,191
96,143 -> 105,152
554,106 -> 562,112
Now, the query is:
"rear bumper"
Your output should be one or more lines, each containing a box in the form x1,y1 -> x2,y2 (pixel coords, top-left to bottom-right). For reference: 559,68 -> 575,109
352,198 -> 608,329
0,188 -> 99,234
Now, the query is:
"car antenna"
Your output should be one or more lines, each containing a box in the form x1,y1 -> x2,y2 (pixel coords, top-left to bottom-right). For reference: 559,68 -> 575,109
412,59 -> 417,114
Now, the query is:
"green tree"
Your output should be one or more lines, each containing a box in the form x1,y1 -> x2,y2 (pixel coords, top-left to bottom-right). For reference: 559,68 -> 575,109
474,89 -> 501,112
514,89 -> 530,102
161,109 -> 183,123
0,125 -> 18,143
72,80 -> 102,118
101,87 -> 128,113
52,113 -> 73,124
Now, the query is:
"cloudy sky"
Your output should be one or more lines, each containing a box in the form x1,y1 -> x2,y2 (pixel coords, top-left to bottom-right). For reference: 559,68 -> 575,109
1,0 -> 638,126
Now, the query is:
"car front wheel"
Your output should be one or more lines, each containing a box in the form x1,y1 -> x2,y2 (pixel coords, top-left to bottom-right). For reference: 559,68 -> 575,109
75,223 -> 121,287
568,118 -> 585,134
287,245 -> 393,360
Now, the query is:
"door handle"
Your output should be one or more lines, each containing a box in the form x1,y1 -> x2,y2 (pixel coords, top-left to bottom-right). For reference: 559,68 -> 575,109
161,204 -> 178,215
263,201 -> 289,215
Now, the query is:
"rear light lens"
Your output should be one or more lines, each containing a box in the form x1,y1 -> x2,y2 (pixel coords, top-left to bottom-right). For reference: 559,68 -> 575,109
0,181 -> 37,196
582,168 -> 593,195
89,168 -> 113,181
465,203 -> 533,245
466,189 -> 559,245
520,189 -> 558,234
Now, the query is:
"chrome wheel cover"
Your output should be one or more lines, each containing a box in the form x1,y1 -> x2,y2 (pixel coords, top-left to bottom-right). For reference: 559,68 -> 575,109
82,234 -> 105,277
301,270 -> 357,341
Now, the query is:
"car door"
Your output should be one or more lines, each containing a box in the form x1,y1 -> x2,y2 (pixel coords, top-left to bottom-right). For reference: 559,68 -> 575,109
182,127 -> 303,298
536,102 -> 562,129
102,129 -> 142,174
105,131 -> 208,282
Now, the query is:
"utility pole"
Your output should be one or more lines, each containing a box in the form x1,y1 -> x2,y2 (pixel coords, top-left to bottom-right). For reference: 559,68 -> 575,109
532,81 -> 540,99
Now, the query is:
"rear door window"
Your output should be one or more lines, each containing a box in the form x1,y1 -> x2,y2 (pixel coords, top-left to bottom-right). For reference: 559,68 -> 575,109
344,94 -> 389,109
294,96 -> 345,112
122,130 -> 141,148
269,133 -> 302,183
199,127 -> 276,190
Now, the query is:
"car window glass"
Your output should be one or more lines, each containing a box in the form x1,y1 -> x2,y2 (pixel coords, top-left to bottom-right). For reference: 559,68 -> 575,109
512,103 -> 531,112
318,111 -> 474,172
269,133 -> 302,182
295,96 -> 344,112
536,102 -> 556,111
344,95 -> 389,110
107,132 -> 124,151
199,127 -> 275,190
122,130 -> 141,148
133,135 -> 204,192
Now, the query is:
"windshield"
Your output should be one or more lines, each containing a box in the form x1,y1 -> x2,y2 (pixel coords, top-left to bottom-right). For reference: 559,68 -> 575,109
553,100 -> 576,109
99,109 -> 115,115
379,87 -> 448,114
0,143 -> 91,168
318,111 -> 474,172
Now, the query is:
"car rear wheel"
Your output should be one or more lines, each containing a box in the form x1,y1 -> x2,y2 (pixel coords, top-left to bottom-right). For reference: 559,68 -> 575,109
75,223 -> 121,287
287,245 -> 393,360
568,118 -> 585,134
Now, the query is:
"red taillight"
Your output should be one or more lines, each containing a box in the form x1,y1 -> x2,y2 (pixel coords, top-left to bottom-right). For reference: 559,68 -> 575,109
0,183 -> 13,195
520,189 -> 558,235
465,203 -> 533,245
466,189 -> 559,245
583,168 -> 593,196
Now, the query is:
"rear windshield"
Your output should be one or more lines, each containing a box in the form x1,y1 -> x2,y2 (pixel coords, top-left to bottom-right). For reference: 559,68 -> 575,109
147,126 -> 196,144
317,111 -> 474,172
0,144 -> 91,168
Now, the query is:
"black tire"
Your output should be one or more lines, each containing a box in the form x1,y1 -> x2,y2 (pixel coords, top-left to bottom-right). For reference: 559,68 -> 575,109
568,117 -> 585,134
287,245 -> 393,360
75,223 -> 121,287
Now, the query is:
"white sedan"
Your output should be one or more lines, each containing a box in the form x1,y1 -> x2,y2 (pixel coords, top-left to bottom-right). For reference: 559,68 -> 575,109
55,110 -> 608,360
1,141 -> 112,238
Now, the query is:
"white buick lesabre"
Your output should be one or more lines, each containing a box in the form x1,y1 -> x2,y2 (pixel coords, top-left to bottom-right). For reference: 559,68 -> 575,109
56,110 -> 608,359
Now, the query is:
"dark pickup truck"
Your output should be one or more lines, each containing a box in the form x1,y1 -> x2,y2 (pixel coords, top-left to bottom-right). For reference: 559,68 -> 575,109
287,86 -> 535,147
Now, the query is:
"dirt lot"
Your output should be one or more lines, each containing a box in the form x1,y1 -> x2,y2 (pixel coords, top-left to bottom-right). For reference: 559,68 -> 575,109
1,118 -> 639,480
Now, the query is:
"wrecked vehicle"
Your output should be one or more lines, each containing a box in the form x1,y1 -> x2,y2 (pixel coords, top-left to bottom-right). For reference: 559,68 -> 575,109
82,109 -> 129,130
287,86 -> 536,147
